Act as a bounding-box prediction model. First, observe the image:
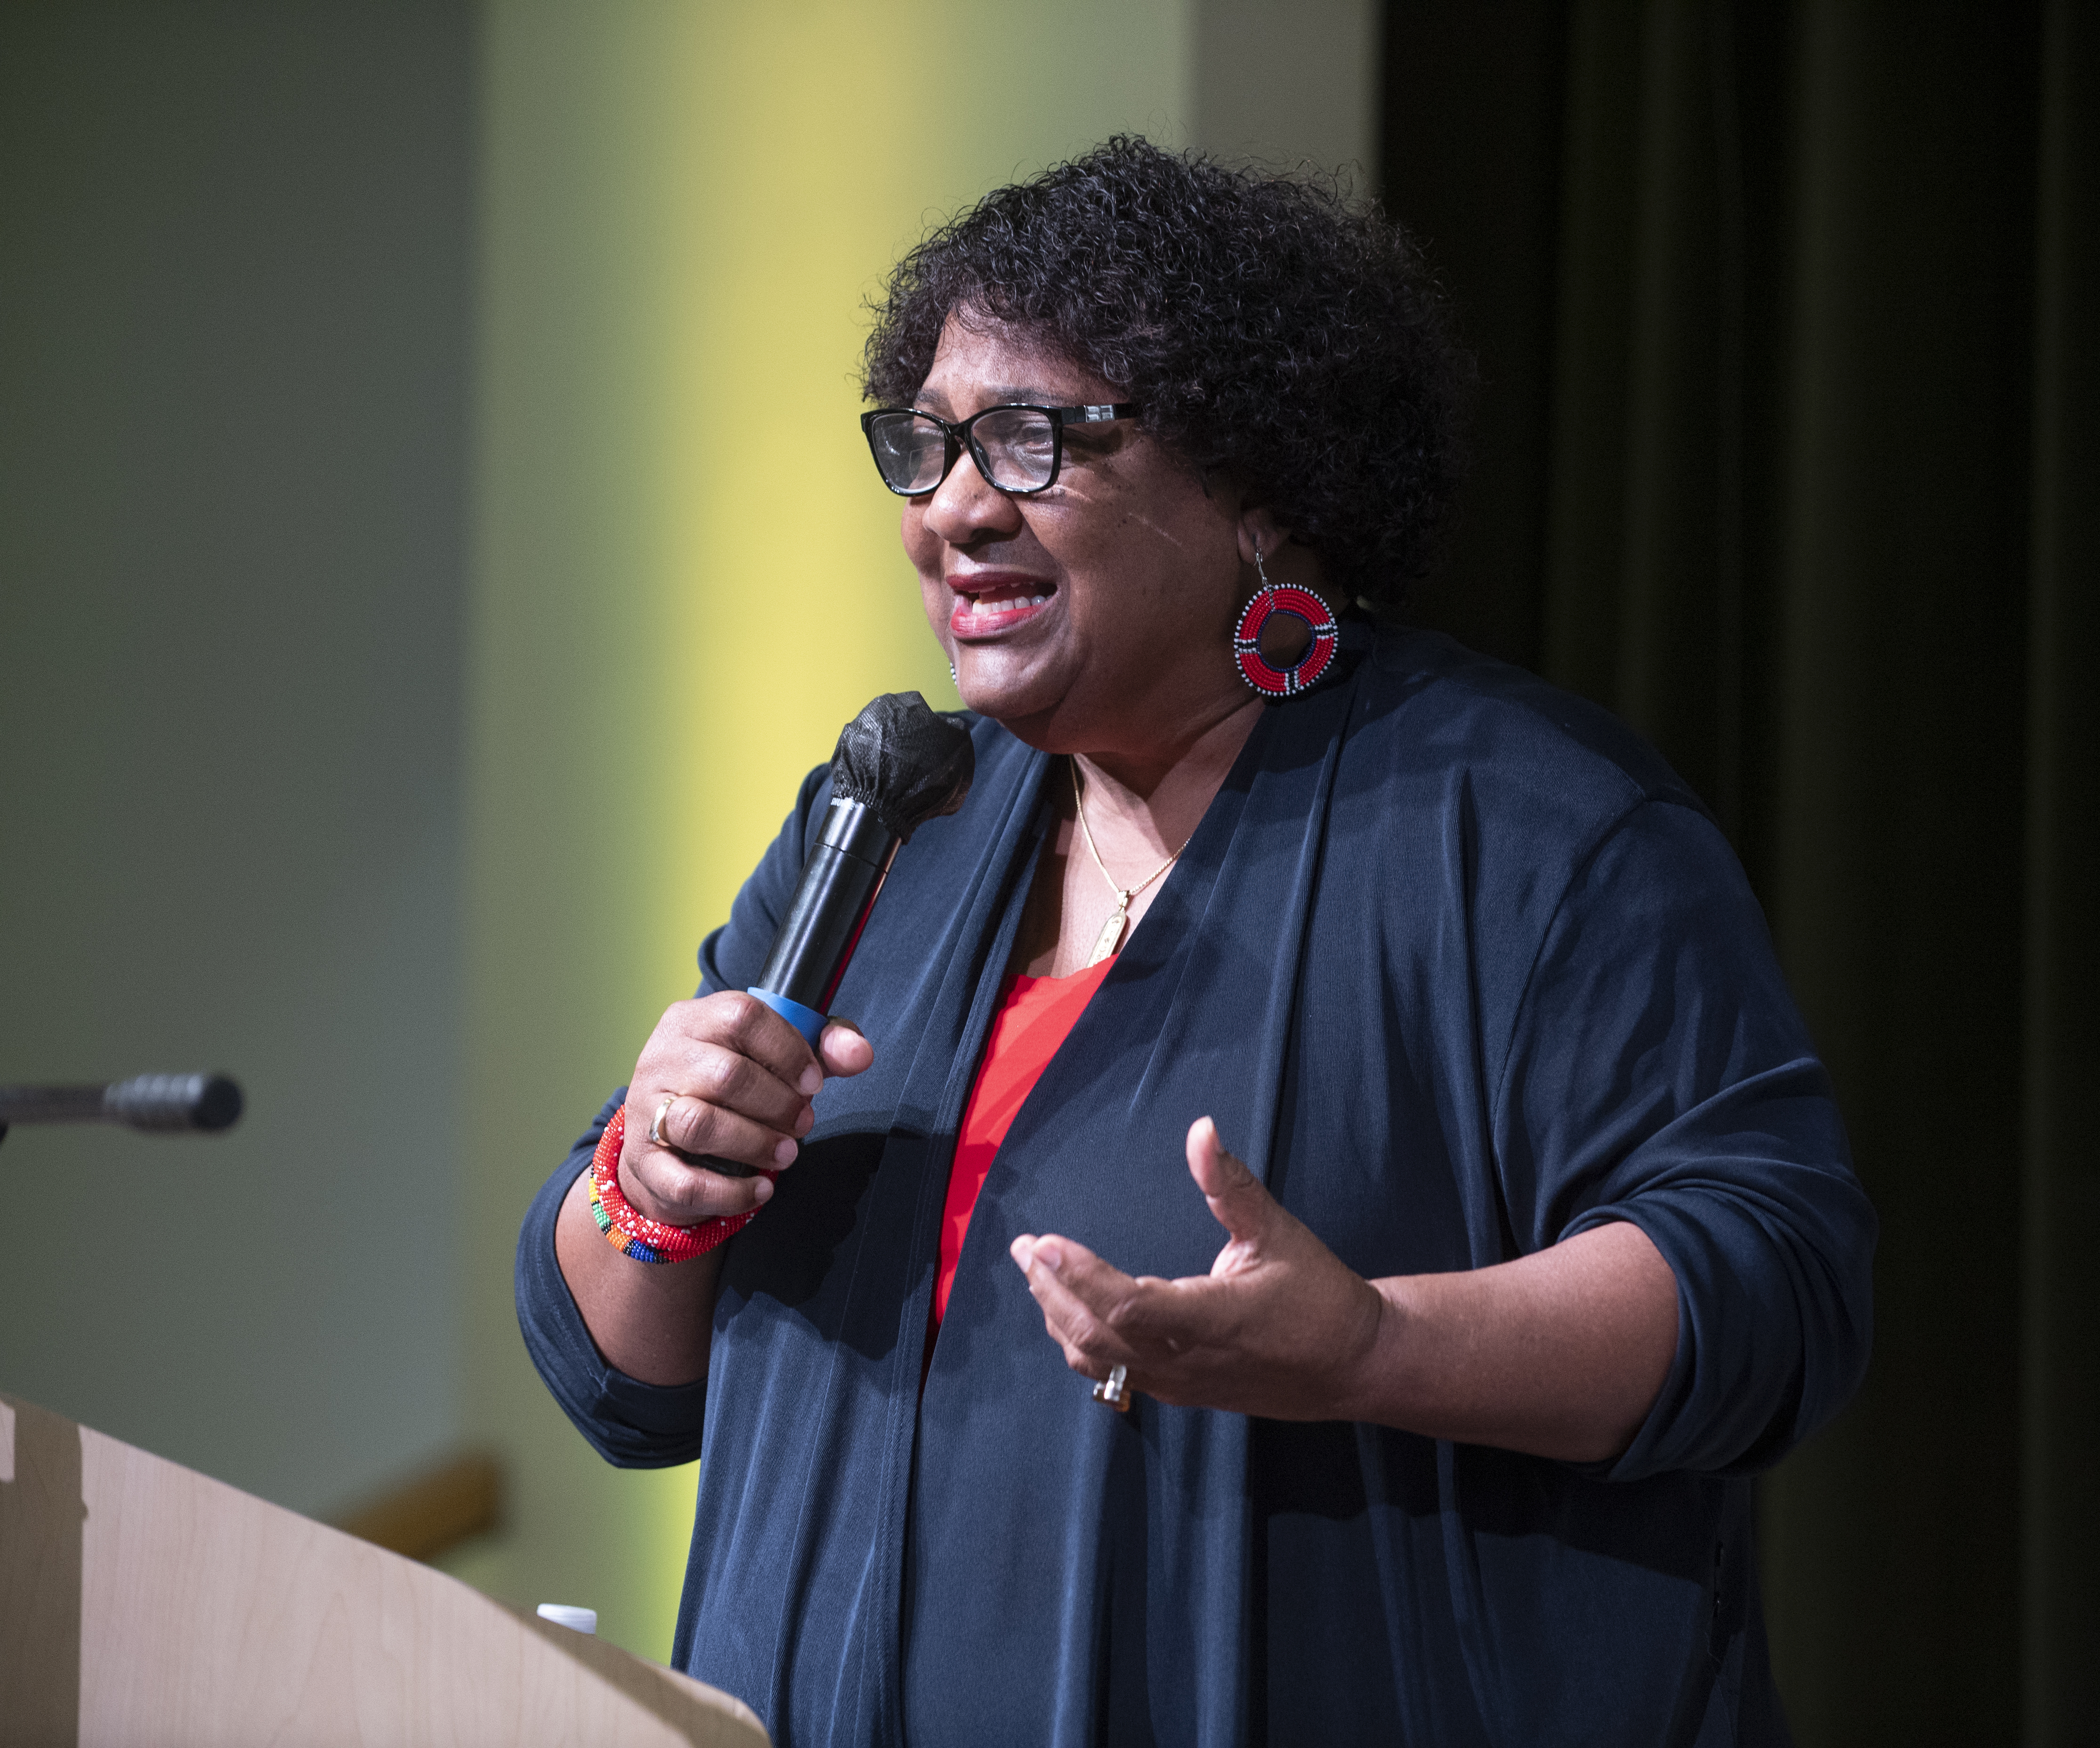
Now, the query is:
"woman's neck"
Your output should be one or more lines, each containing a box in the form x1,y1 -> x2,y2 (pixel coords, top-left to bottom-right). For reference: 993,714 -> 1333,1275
1008,696 -> 1265,979
1067,693 -> 1265,856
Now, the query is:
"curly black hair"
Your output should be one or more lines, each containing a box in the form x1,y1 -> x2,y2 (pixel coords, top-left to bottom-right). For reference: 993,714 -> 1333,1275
861,137 -> 1470,612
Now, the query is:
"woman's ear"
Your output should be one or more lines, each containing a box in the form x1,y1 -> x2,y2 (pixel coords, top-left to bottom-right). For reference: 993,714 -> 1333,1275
1235,503 -> 1333,607
1235,505 -> 1290,569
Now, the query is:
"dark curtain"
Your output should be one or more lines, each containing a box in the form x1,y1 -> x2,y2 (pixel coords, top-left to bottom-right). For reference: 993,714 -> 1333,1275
1381,3 -> 2097,1742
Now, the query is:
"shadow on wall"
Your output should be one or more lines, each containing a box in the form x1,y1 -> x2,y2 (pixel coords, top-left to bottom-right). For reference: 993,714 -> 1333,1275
1382,1 -> 2099,1742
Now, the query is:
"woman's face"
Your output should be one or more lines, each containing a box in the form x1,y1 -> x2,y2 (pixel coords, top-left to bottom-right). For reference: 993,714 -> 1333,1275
901,313 -> 1255,759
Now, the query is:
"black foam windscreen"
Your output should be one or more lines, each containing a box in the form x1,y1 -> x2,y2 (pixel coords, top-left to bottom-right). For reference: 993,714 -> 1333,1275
828,692 -> 975,842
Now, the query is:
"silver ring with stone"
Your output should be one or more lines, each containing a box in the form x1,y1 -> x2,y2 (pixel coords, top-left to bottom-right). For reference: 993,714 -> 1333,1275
1091,1363 -> 1131,1413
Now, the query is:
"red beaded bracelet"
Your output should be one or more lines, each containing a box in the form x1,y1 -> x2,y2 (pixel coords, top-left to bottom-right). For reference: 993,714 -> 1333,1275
586,1105 -> 771,1264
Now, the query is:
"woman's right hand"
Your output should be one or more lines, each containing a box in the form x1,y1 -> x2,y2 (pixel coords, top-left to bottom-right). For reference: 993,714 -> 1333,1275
619,992 -> 875,1225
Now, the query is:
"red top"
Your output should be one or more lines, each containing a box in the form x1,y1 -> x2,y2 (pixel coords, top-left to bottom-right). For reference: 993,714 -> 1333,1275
932,956 -> 1117,1328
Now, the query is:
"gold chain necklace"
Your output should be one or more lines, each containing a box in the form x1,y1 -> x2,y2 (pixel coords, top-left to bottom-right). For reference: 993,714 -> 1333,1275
1071,759 -> 1191,968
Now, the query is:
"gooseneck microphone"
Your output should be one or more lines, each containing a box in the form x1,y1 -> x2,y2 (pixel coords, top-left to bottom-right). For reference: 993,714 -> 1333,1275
745,692 -> 975,1047
0,1072 -> 244,1147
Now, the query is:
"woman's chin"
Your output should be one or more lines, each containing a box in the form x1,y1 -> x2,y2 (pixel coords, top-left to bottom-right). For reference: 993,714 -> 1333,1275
951,648 -> 1066,724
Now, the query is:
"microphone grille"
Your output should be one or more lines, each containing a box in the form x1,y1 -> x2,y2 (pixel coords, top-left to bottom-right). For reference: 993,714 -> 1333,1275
102,1073 -> 244,1132
829,693 -> 975,841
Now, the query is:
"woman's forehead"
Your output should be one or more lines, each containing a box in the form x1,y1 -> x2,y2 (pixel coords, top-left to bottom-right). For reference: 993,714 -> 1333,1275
916,310 -> 1111,413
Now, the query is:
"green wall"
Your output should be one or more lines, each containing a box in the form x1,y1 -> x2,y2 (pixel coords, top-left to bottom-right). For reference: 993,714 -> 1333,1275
1,0 -> 1378,1665
0,1 -> 474,1519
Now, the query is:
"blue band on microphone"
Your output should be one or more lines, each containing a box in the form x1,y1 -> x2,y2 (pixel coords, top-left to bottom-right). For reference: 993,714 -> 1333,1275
747,987 -> 828,1047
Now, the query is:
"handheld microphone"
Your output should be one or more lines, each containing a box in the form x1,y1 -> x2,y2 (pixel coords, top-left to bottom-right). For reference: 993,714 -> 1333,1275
706,693 -> 972,1177
0,1073 -> 244,1148
746,691 -> 975,1043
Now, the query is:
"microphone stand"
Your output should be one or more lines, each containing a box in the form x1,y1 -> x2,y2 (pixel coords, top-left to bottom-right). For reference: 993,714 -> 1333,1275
0,1073 -> 244,1148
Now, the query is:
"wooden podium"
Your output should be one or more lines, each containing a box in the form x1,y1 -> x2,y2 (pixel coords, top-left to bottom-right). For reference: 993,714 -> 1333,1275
0,1393 -> 768,1747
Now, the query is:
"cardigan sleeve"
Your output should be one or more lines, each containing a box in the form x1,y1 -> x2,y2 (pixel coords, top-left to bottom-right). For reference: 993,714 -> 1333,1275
512,763 -> 832,1468
513,1092 -> 711,1467
1489,795 -> 1877,1481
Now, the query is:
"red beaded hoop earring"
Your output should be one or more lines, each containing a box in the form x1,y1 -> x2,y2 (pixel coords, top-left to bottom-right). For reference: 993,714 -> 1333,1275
1233,542 -> 1339,698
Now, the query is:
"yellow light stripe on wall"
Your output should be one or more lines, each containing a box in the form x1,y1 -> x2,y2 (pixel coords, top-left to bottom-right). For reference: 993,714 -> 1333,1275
462,0 -> 1190,1659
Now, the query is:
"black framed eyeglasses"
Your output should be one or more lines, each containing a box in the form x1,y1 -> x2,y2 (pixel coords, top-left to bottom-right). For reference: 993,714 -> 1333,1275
859,402 -> 1143,497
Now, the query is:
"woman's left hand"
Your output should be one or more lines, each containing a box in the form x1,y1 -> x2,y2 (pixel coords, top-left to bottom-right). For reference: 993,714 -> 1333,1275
1010,1116 -> 1387,1420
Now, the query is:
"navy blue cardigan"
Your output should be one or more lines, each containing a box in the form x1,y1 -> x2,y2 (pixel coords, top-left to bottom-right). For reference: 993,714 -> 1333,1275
518,626 -> 1875,1747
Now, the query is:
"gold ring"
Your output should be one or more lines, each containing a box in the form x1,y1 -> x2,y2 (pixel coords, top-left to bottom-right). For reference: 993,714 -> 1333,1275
648,1096 -> 676,1149
1091,1363 -> 1131,1413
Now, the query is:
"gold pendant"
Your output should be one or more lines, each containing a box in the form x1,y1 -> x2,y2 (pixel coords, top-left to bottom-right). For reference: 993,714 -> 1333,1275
1086,900 -> 1128,968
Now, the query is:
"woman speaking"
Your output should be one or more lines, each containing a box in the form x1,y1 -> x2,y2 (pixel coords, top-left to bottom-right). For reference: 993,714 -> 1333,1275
518,138 -> 1874,1747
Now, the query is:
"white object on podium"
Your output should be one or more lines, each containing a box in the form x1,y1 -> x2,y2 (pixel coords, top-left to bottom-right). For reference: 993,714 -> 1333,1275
0,1392 -> 767,1747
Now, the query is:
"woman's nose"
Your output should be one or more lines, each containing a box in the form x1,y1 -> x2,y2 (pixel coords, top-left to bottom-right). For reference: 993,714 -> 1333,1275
921,450 -> 1024,545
